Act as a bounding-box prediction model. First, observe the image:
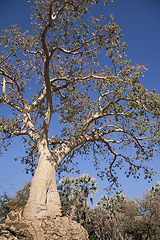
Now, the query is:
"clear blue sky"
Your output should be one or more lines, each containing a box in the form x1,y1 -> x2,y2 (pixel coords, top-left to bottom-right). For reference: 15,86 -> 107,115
0,0 -> 160,204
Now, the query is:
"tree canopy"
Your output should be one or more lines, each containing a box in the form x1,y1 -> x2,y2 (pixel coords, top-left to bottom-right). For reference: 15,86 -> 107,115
0,0 -> 159,191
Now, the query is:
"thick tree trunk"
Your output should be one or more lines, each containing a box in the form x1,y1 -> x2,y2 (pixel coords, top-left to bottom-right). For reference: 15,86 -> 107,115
23,139 -> 62,220
6,138 -> 89,239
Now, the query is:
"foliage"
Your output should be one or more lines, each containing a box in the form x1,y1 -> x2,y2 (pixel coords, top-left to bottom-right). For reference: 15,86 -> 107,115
0,174 -> 98,225
148,180 -> 160,196
94,193 -> 139,239
136,184 -> 160,239
0,182 -> 30,223
58,174 -> 98,226
0,0 -> 159,191
92,185 -> 160,240
121,192 -> 160,240
0,192 -> 12,223
1,179 -> 160,239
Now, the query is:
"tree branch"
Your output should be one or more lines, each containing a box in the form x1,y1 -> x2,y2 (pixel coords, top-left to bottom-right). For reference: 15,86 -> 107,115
0,47 -> 20,64
27,86 -> 47,111
0,69 -> 26,108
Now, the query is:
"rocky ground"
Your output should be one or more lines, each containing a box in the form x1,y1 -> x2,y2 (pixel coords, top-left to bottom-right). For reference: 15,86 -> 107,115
0,211 -> 89,240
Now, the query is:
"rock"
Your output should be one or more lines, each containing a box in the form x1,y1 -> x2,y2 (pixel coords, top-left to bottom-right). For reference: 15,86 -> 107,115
0,211 -> 89,240
41,216 -> 89,240
0,211 -> 41,240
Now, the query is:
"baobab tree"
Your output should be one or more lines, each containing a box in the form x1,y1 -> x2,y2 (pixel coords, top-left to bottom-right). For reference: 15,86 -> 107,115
0,0 -> 159,222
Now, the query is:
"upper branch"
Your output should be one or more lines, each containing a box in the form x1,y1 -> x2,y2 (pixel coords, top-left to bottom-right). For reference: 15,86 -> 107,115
0,68 -> 26,109
27,86 -> 47,111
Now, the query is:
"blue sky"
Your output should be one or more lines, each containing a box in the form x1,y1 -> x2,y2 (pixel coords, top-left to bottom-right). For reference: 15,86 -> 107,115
0,0 -> 160,204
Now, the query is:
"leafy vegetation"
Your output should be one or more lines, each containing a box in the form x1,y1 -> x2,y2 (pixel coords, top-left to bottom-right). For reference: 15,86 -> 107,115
0,0 -> 159,220
1,178 -> 160,239
0,182 -> 30,223
58,174 -> 98,227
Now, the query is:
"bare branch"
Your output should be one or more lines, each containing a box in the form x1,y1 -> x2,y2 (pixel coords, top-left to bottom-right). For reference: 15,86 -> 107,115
3,97 -> 23,112
25,49 -> 45,61
2,77 -> 6,98
23,113 -> 40,143
0,68 -> 26,108
53,134 -> 95,167
0,47 -> 20,64
55,40 -> 100,56
81,97 -> 126,133
27,86 -> 47,111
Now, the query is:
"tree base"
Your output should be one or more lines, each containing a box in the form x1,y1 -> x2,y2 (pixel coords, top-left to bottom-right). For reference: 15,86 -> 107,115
0,211 -> 89,240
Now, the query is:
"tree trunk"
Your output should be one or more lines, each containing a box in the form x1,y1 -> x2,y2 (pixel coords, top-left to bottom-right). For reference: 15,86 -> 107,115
23,139 -> 62,220
3,137 -> 89,239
